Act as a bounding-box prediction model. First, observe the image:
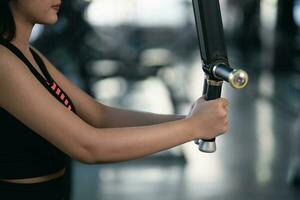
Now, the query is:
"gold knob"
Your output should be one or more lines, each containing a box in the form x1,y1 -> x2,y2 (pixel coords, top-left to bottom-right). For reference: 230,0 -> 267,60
228,69 -> 249,89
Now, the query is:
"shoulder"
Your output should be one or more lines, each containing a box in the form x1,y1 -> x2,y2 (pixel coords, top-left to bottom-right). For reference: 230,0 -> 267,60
0,45 -> 26,76
0,45 -> 19,67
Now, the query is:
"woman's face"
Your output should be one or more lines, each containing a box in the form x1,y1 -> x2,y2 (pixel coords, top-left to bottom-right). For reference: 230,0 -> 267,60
10,0 -> 62,25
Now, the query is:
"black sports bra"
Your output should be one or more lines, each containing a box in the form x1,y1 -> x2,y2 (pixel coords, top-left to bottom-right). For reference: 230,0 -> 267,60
0,38 -> 77,179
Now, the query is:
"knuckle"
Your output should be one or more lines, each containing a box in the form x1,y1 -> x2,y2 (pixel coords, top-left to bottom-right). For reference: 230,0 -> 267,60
219,109 -> 226,117
222,110 -> 227,118
217,100 -> 223,107
220,99 -> 229,108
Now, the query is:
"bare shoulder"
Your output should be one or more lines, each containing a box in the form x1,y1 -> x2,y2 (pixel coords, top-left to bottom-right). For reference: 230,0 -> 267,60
0,45 -> 30,88
0,45 -> 20,69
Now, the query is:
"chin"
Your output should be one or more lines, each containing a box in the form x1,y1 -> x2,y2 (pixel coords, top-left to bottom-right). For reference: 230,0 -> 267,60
39,16 -> 58,25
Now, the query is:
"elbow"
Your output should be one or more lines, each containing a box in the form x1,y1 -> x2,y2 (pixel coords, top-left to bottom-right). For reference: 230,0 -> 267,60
74,137 -> 107,164
80,152 -> 98,164
71,147 -> 97,164
70,136 -> 99,164
78,148 -> 113,164
71,128 -> 116,164
75,144 -> 119,164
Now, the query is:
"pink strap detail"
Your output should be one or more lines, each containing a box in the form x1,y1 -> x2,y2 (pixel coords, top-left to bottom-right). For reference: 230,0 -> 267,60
56,88 -> 61,95
47,81 -> 74,112
60,93 -> 65,100
51,82 -> 57,90
64,99 -> 69,106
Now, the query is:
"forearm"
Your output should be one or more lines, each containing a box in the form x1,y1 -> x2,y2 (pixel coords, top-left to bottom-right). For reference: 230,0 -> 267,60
88,118 -> 192,163
100,104 -> 186,128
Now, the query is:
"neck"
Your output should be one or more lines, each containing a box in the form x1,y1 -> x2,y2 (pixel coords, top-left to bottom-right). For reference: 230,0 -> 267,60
11,21 -> 34,52
9,7 -> 34,52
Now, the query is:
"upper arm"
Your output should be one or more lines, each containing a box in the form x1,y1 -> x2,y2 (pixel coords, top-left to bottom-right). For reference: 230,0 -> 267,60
30,46 -> 106,128
0,53 -> 97,163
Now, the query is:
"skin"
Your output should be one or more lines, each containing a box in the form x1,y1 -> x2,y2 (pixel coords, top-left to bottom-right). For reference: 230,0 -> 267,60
0,0 -> 229,182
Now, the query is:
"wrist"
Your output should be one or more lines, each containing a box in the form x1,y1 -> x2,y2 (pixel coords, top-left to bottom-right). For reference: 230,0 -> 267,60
178,117 -> 196,141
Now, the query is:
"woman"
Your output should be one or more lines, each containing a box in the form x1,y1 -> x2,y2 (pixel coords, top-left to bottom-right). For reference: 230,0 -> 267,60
0,0 -> 228,199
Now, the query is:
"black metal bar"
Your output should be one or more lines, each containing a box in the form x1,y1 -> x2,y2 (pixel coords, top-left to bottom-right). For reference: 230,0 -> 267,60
192,0 -> 228,70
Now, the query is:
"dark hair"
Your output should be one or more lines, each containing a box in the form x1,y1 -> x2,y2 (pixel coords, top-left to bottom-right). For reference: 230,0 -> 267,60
0,0 -> 16,41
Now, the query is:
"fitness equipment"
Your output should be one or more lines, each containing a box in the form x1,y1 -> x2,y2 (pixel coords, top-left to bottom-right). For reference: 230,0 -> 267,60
192,0 -> 249,153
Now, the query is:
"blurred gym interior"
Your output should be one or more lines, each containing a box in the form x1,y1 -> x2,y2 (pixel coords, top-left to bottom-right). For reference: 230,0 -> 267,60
30,0 -> 300,199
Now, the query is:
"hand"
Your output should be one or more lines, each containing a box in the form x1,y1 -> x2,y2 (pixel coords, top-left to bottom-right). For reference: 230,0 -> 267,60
185,96 -> 229,140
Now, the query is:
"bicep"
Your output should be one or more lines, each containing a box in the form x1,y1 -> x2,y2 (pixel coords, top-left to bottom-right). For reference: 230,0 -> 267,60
0,60 -> 97,163
31,47 -> 105,128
